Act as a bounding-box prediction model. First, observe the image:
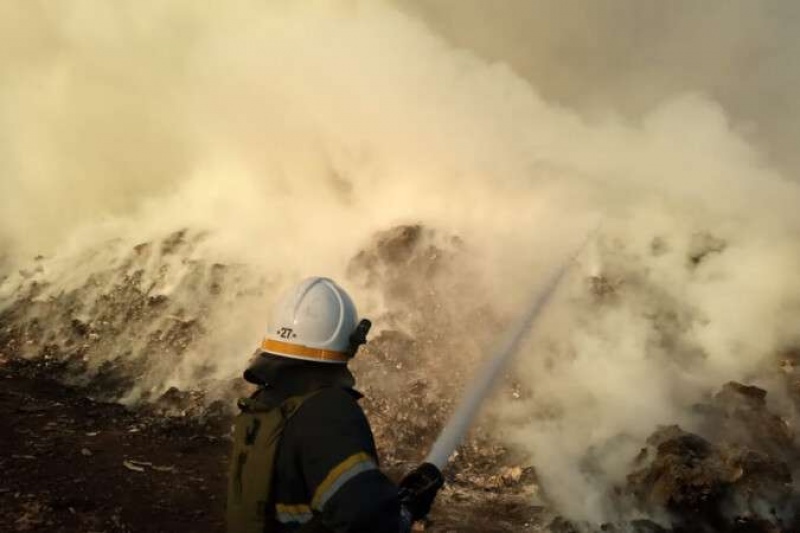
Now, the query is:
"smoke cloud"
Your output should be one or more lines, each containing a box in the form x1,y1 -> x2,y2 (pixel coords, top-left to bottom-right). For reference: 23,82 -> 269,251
397,0 -> 800,178
2,0 -> 800,524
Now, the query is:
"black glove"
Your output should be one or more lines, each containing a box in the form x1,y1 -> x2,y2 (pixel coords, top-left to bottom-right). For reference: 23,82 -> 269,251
397,462 -> 444,521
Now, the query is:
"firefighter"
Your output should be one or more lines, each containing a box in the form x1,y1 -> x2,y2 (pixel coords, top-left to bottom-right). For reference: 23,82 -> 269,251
227,277 -> 443,533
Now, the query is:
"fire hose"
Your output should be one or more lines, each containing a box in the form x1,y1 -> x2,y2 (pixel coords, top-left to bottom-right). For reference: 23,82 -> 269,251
399,235 -> 593,520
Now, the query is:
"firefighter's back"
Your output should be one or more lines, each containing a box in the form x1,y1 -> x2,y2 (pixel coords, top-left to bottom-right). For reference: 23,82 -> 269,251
272,386 -> 401,532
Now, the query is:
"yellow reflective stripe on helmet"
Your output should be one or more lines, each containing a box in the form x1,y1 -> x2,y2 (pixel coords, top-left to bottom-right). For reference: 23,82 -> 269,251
311,452 -> 377,511
261,338 -> 350,362
275,503 -> 312,524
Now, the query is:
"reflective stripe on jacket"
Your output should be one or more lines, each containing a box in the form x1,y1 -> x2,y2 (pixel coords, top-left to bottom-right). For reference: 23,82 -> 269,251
270,387 -> 402,533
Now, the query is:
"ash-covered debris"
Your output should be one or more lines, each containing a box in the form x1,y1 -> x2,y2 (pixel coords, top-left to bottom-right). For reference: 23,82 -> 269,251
626,384 -> 800,532
695,382 -> 797,465
548,382 -> 800,533
627,426 -> 740,529
347,224 -> 497,337
347,226 -> 510,464
347,224 -> 462,297
0,230 -> 262,409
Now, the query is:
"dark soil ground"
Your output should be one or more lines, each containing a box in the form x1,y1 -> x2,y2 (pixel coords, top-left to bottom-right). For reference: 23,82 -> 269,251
0,359 -> 228,533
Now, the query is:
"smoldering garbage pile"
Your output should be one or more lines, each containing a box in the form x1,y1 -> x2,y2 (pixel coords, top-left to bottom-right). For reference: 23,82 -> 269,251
551,380 -> 800,533
3,224 -> 800,532
0,229 -> 259,409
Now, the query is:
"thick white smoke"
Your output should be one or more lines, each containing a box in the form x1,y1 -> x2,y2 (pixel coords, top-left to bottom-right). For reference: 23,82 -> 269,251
397,0 -> 800,179
2,0 -> 800,524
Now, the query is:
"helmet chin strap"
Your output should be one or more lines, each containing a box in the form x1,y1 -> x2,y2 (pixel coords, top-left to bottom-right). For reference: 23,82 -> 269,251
347,319 -> 371,358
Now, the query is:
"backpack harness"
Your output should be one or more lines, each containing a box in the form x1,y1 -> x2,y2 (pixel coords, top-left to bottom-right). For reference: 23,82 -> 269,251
226,390 -> 317,533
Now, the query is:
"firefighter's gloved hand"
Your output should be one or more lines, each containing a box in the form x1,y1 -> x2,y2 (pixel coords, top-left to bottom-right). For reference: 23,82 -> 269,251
398,462 -> 444,521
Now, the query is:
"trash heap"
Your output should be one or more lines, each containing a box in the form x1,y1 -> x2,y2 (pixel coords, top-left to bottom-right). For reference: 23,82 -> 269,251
552,381 -> 800,533
0,229 -> 269,406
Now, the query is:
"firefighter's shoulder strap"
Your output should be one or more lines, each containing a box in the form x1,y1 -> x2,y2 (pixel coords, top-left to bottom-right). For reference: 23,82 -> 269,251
227,389 -> 319,533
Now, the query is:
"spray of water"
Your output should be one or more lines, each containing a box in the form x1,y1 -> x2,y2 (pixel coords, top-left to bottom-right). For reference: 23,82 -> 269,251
426,244 -> 580,469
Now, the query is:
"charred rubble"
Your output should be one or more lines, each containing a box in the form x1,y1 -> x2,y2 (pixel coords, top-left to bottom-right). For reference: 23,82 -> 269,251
0,230 -> 259,405
550,382 -> 800,533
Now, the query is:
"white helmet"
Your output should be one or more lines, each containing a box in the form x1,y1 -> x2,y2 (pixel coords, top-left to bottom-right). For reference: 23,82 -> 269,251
260,277 -> 368,364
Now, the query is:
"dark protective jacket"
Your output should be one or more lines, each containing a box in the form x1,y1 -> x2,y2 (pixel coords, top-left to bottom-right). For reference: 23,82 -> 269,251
240,355 -> 405,533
